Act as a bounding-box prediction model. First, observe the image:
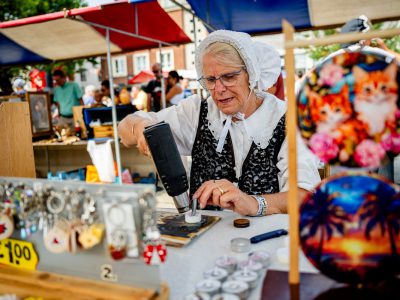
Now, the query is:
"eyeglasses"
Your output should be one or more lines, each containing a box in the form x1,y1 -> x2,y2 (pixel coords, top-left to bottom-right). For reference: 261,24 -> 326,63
152,69 -> 161,74
198,68 -> 245,90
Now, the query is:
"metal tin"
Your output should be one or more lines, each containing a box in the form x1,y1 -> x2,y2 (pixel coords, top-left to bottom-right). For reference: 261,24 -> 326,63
221,280 -> 249,300
276,247 -> 289,264
211,293 -> 240,300
204,267 -> 229,282
248,250 -> 271,268
195,279 -> 221,296
184,292 -> 211,300
232,270 -> 258,289
215,255 -> 238,274
230,238 -> 251,253
238,259 -> 264,275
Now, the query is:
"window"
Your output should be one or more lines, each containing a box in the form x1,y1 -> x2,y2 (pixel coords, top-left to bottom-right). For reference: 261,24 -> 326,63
111,56 -> 127,77
79,70 -> 87,82
133,52 -> 150,74
156,49 -> 174,71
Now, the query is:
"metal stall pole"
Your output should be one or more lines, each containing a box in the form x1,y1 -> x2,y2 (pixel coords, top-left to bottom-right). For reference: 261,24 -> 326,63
159,43 -> 166,109
192,15 -> 202,98
106,28 -> 123,184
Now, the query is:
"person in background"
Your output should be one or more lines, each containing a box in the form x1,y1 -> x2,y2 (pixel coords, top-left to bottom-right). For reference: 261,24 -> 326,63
143,63 -> 163,112
166,70 -> 185,106
101,79 -> 120,107
11,78 -> 26,96
119,87 -> 131,105
131,85 -> 148,111
340,14 -> 400,61
90,89 -> 106,108
52,69 -> 82,131
83,85 -> 96,106
118,30 -> 320,216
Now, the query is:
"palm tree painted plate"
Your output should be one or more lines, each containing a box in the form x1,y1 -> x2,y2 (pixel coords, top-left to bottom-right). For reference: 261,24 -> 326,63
297,48 -> 400,169
300,172 -> 400,284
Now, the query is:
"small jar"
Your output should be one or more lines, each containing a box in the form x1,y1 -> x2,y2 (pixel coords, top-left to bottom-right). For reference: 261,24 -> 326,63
195,279 -> 221,297
248,251 -> 271,268
215,255 -> 238,274
204,267 -> 229,282
238,259 -> 264,276
211,293 -> 240,300
221,280 -> 249,300
184,292 -> 211,300
232,269 -> 258,289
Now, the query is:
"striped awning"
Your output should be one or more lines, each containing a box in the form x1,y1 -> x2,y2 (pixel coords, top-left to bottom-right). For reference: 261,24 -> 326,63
0,0 -> 191,66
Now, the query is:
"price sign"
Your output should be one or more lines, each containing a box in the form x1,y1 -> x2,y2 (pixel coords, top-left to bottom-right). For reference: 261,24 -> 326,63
0,238 -> 38,270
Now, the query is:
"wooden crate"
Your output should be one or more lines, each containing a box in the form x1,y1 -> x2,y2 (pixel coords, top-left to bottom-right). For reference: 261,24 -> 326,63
0,265 -> 169,300
0,102 -> 35,177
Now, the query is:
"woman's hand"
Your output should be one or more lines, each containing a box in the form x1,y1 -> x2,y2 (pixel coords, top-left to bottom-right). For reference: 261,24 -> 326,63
118,115 -> 154,156
132,119 -> 154,157
193,179 -> 259,216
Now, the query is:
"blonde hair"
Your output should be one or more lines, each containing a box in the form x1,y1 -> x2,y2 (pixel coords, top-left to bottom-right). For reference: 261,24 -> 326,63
203,42 -> 245,70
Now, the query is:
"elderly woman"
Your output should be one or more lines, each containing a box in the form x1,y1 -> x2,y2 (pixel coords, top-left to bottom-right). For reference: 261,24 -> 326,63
118,30 -> 320,216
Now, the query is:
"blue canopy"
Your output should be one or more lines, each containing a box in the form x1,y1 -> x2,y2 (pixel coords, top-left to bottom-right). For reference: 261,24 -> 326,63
187,0 -> 400,34
187,0 -> 310,34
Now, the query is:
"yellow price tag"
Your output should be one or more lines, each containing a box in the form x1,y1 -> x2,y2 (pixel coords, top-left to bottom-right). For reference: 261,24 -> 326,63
0,238 -> 38,270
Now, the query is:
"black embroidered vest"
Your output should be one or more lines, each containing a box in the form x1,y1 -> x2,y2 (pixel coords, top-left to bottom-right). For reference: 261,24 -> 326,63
189,100 -> 286,203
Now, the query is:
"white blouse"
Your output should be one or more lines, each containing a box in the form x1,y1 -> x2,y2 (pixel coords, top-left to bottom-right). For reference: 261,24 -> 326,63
132,93 -> 321,192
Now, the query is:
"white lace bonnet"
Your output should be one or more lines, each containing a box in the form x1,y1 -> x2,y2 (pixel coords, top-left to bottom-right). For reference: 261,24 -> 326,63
195,30 -> 281,91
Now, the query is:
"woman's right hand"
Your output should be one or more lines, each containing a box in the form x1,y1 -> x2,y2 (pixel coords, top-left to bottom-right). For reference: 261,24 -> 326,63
132,119 -> 154,157
118,115 -> 154,156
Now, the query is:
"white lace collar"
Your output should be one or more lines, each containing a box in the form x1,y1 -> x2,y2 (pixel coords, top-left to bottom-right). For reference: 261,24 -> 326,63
207,92 -> 287,150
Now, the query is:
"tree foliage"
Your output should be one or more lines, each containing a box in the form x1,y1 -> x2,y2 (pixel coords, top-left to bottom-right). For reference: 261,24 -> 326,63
0,0 -> 85,21
0,0 -> 89,94
305,21 -> 400,62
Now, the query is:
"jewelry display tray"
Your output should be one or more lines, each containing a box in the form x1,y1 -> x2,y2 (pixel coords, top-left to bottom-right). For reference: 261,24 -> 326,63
0,176 -> 161,292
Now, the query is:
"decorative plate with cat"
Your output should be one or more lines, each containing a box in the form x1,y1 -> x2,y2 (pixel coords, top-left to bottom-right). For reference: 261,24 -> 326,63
297,48 -> 399,168
300,172 -> 400,284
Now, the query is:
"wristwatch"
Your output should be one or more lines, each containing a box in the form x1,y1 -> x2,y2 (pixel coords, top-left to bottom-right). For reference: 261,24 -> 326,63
251,195 -> 268,216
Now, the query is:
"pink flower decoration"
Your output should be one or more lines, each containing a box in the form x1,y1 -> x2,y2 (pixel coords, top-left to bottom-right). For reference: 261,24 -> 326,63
309,133 -> 339,163
318,63 -> 344,87
381,133 -> 400,153
354,140 -> 385,168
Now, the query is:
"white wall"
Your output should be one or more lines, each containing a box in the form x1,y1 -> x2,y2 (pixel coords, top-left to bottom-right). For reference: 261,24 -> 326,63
74,59 -> 102,91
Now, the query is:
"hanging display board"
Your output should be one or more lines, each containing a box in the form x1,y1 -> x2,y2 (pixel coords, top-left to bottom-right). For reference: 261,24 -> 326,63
0,177 -> 161,293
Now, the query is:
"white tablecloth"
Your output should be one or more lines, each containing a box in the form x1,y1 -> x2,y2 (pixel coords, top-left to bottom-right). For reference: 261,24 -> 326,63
158,205 -> 317,299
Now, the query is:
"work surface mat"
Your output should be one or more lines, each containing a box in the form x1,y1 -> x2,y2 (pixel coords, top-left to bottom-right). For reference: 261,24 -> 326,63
157,212 -> 221,247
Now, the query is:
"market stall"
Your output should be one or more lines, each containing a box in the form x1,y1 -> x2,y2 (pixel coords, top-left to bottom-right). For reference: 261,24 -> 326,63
0,0 -> 191,181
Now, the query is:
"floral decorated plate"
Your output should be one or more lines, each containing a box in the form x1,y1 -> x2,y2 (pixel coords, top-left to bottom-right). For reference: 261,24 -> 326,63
297,48 -> 399,168
300,172 -> 400,284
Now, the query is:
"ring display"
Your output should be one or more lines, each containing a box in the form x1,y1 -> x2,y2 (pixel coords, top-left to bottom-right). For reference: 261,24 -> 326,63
297,48 -> 400,169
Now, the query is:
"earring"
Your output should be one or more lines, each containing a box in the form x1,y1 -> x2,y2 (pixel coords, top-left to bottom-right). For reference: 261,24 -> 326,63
44,220 -> 71,254
0,212 -> 14,240
141,193 -> 167,265
106,203 -> 128,260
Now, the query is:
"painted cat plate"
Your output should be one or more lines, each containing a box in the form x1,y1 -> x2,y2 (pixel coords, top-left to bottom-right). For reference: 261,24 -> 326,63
300,172 -> 400,284
297,48 -> 399,168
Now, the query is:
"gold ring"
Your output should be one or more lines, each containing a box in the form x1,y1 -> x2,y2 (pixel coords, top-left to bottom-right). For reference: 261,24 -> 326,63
218,186 -> 225,196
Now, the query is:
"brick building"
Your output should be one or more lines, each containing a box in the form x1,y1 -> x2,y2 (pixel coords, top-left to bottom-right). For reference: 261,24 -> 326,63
99,1 -> 207,86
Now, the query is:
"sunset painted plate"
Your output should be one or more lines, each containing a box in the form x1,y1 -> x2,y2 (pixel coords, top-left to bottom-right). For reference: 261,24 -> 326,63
297,48 -> 400,169
300,172 -> 400,284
